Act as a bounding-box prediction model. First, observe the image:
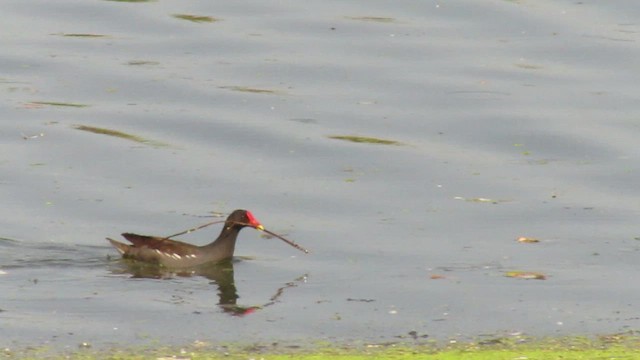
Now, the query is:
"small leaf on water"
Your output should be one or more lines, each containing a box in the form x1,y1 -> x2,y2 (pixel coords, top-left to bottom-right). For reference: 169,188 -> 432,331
505,271 -> 547,280
328,135 -> 402,145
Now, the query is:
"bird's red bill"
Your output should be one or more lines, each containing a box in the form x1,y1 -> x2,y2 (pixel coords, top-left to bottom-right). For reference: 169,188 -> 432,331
245,210 -> 262,229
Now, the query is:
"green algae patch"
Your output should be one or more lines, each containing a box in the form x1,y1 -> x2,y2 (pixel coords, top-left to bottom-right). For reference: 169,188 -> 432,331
515,63 -> 543,70
219,85 -> 284,95
11,334 -> 640,359
28,101 -> 89,108
126,60 -> 160,66
172,14 -> 220,23
328,135 -> 403,146
55,33 -> 109,38
345,16 -> 397,23
73,125 -> 171,148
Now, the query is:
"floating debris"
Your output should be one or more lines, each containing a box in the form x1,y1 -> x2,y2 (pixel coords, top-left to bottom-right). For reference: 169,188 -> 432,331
505,271 -> 547,280
21,132 -> 44,140
73,125 -> 170,148
27,101 -> 89,108
126,60 -> 160,66
346,298 -> 375,303
57,33 -> 108,38
345,16 -> 396,23
453,196 -> 511,204
0,237 -> 20,243
327,135 -> 403,145
357,100 -> 377,105
519,158 -> 553,165
219,86 -> 282,94
515,63 -> 543,70
288,118 -> 317,124
517,237 -> 540,243
172,14 -> 219,23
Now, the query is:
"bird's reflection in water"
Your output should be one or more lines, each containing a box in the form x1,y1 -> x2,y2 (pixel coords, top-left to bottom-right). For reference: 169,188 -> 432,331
109,258 -> 307,316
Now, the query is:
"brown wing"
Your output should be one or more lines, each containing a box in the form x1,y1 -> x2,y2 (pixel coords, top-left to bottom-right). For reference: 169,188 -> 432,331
120,233 -> 199,256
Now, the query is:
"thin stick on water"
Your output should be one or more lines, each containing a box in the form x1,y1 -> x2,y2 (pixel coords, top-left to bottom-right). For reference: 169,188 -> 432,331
229,221 -> 310,254
165,219 -> 226,239
259,227 -> 310,254
165,219 -> 310,254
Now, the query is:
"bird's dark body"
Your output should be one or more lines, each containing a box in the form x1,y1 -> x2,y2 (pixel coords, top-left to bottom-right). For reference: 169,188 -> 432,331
107,209 -> 261,268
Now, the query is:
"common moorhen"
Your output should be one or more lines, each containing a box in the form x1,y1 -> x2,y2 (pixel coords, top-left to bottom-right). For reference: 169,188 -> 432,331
107,209 -> 265,268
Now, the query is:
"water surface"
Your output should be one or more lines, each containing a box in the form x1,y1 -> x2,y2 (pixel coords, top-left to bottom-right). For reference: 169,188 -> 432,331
1,0 -> 640,350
